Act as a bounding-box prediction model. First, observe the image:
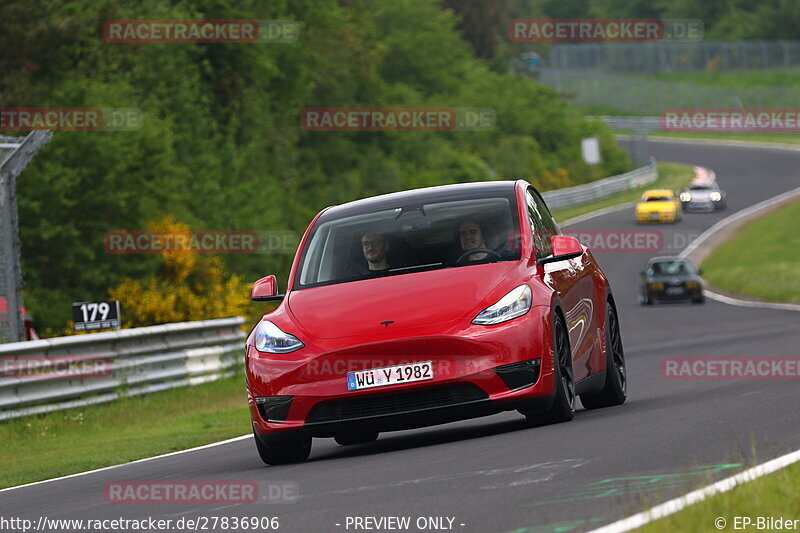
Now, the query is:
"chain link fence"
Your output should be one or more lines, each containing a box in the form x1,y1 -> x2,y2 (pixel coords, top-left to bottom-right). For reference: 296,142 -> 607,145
547,41 -> 800,73
538,68 -> 800,116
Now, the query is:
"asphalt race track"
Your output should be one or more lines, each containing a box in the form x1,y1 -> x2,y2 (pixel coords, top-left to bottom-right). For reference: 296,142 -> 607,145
3,139 -> 800,533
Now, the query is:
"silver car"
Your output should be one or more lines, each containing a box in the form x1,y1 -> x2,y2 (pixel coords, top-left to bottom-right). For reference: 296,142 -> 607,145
679,182 -> 727,212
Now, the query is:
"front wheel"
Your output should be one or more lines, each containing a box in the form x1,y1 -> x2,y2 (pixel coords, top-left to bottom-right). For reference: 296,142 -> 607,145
581,302 -> 627,409
254,431 -> 311,465
523,313 -> 575,425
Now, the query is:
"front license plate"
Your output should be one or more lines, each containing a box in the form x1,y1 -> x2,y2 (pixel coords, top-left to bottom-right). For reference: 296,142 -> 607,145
347,361 -> 434,391
649,213 -> 659,220
666,287 -> 684,295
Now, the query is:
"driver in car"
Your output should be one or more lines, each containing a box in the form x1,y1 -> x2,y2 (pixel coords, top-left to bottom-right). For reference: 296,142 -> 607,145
457,219 -> 516,263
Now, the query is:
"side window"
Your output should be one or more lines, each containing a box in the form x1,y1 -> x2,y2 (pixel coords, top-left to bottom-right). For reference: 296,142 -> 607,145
526,189 -> 554,259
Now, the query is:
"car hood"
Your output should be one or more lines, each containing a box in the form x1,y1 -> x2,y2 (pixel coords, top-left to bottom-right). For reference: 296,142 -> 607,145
686,190 -> 712,201
287,262 -> 517,339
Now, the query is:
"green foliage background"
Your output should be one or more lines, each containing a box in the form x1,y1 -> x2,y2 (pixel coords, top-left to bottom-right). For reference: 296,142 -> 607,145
1,0 -> 633,332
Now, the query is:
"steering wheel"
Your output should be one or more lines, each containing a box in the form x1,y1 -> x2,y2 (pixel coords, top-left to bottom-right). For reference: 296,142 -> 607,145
456,248 -> 502,264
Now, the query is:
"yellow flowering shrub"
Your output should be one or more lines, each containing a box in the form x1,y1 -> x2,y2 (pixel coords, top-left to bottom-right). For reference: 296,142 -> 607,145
108,217 -> 254,328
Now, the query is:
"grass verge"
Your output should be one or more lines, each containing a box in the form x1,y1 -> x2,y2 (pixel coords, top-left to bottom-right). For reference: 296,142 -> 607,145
637,460 -> 800,532
0,374 -> 251,489
550,162 -> 695,223
701,198 -> 800,304
649,131 -> 800,146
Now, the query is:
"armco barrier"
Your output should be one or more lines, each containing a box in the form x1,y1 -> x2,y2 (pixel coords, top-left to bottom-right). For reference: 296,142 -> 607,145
0,317 -> 246,420
542,157 -> 657,209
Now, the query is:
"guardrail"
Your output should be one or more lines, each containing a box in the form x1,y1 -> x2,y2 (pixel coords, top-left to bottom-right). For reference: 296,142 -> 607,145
541,157 -> 658,209
0,317 -> 246,420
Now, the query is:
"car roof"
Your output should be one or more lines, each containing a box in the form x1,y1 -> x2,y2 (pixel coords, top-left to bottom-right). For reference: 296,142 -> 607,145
321,180 -> 521,218
642,189 -> 674,197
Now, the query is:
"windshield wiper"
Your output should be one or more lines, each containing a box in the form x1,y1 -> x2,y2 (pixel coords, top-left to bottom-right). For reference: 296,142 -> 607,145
388,262 -> 444,273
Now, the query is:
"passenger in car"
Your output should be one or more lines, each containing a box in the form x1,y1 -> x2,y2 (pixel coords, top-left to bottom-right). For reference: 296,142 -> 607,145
360,231 -> 391,272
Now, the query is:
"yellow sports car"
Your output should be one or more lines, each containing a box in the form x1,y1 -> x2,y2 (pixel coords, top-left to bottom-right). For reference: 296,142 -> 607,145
635,189 -> 682,223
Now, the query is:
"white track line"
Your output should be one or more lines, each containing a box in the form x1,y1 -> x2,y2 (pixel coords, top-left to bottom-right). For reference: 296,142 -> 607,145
585,448 -> 800,533
0,434 -> 250,494
704,290 -> 800,311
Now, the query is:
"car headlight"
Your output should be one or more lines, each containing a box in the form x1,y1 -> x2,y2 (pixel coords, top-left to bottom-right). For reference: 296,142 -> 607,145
709,192 -> 722,201
253,320 -> 304,353
680,192 -> 691,202
472,285 -> 532,325
649,282 -> 665,290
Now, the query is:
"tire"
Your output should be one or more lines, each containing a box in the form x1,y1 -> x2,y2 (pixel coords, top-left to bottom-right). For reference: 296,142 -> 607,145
692,294 -> 705,304
524,313 -> 575,425
334,430 -> 379,446
253,431 -> 311,465
639,291 -> 653,305
581,302 -> 627,409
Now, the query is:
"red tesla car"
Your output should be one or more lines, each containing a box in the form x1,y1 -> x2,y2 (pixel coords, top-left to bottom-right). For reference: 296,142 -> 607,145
246,181 -> 626,464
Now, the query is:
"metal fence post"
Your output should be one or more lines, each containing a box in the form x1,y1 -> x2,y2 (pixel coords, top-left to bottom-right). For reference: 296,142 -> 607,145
0,131 -> 52,343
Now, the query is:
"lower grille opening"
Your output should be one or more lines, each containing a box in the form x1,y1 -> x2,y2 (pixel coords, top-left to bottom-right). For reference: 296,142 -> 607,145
306,383 -> 488,424
494,358 -> 541,390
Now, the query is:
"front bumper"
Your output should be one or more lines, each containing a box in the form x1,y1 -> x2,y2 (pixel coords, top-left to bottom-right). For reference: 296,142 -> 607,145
647,284 -> 702,301
636,211 -> 676,223
247,311 -> 556,437
682,201 -> 715,212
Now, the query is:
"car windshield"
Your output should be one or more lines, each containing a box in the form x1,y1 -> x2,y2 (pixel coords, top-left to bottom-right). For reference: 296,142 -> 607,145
295,195 -> 521,288
689,184 -> 713,190
645,196 -> 671,202
649,260 -> 693,276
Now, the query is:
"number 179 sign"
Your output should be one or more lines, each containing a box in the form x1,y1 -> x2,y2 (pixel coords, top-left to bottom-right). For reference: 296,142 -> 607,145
72,301 -> 121,332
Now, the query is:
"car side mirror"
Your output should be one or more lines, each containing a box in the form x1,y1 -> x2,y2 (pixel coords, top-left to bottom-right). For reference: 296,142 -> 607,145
698,268 -> 703,275
537,235 -> 583,265
251,275 -> 284,302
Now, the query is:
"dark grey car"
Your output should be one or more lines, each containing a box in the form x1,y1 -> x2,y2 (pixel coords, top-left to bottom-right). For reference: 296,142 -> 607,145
639,256 -> 704,305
